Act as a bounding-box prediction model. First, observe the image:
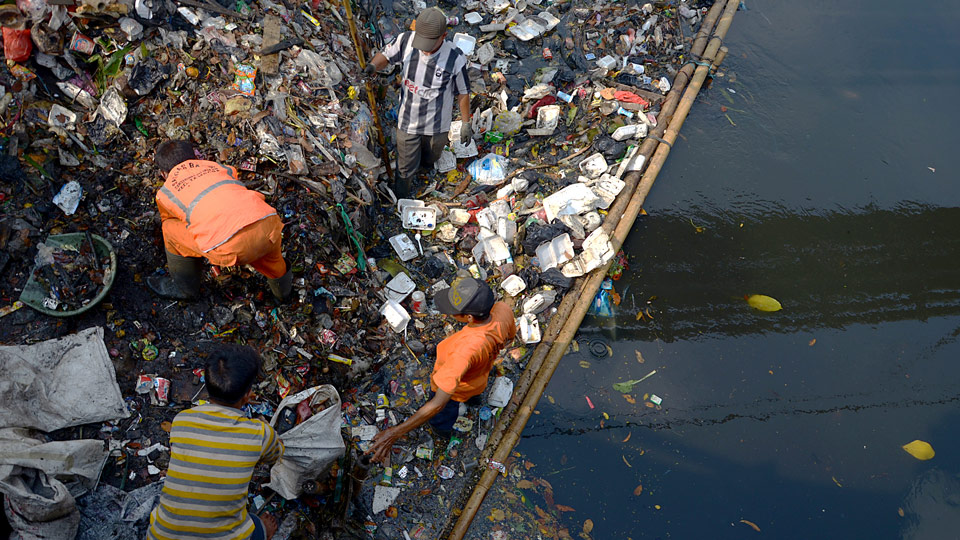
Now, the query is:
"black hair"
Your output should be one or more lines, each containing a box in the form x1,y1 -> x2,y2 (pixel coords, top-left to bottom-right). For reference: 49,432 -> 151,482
155,139 -> 197,173
204,345 -> 261,404
469,308 -> 492,321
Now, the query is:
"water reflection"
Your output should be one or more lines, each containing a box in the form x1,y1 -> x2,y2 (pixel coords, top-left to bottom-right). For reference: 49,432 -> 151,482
901,469 -> 960,540
606,203 -> 960,341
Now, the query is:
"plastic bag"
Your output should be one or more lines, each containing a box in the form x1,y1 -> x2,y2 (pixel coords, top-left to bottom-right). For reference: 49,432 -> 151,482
232,63 -> 256,96
3,27 -> 32,63
349,103 -> 372,148
295,50 -> 342,86
467,153 -> 509,186
492,110 -> 521,136
265,385 -> 345,500
16,0 -> 48,22
587,277 -> 616,317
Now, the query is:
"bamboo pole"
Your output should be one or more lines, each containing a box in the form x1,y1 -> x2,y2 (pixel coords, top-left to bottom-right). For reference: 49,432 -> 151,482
476,0 -> 730,465
340,0 -> 394,180
713,45 -> 729,72
445,1 -> 740,538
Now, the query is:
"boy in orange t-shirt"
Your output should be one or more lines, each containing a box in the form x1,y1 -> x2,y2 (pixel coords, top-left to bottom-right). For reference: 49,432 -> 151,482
368,277 -> 516,463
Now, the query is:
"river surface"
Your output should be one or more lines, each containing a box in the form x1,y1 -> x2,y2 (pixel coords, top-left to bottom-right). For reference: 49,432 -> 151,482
481,0 -> 960,538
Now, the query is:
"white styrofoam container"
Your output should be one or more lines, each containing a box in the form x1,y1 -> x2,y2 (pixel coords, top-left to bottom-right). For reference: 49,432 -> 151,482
389,233 -> 419,262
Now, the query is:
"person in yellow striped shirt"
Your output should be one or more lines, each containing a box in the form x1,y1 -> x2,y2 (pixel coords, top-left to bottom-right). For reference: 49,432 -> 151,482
148,345 -> 284,540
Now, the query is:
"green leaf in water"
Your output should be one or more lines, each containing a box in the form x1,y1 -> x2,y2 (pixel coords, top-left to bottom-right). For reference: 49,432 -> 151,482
613,380 -> 643,393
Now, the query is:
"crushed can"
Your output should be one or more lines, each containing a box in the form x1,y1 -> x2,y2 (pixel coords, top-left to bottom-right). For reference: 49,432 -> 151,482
135,375 -> 154,394
154,377 -> 170,406
438,465 -> 455,479
410,291 -> 426,313
542,47 -> 553,60
69,31 -> 96,54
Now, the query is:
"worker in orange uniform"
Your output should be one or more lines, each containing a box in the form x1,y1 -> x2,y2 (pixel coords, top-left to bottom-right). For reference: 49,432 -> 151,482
147,140 -> 292,302
368,277 -> 516,462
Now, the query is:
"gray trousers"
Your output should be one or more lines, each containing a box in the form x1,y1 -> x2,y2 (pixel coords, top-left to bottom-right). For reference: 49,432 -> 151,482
396,128 -> 448,181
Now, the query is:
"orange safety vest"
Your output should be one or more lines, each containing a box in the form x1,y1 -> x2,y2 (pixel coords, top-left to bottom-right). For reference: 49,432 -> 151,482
156,160 -> 277,253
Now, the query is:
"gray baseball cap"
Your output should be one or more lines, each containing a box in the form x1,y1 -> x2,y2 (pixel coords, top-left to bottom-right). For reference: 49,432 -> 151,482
434,277 -> 495,317
412,7 -> 447,51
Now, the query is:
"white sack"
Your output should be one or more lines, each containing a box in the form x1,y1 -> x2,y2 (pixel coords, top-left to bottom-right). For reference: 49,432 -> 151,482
0,427 -> 109,540
0,327 -> 129,431
265,385 -> 345,500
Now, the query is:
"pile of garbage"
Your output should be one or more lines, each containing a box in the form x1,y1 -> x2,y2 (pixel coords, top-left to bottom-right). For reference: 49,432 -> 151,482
28,234 -> 112,312
0,0 -> 710,537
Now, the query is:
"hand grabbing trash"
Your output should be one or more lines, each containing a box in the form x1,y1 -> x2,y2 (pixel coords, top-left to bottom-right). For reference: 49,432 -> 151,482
368,425 -> 403,463
460,122 -> 473,144
362,63 -> 377,76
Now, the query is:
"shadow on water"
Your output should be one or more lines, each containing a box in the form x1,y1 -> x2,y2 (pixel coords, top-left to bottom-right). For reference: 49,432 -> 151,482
511,408 -> 960,539
480,203 -> 960,539
600,202 -> 960,342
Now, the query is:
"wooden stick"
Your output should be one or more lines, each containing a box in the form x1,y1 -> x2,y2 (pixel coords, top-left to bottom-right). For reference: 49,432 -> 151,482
178,0 -> 249,19
339,0 -> 394,180
444,2 -> 740,538
259,14 -> 283,75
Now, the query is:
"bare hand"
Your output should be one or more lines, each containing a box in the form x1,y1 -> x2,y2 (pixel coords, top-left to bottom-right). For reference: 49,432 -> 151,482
367,426 -> 402,463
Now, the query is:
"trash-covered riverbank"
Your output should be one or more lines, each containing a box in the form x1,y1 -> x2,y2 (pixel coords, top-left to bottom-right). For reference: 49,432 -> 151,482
0,0 -> 713,537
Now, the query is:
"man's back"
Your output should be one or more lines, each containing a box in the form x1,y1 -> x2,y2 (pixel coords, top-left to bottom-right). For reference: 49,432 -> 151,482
433,302 -> 517,401
381,31 -> 469,135
156,160 -> 277,253
147,403 -> 283,540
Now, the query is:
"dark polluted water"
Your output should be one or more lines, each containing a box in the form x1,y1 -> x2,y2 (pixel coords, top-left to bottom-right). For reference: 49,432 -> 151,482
477,0 -> 960,538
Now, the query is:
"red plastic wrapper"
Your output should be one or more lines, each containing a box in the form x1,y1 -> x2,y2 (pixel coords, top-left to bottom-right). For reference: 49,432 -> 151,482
2,27 -> 31,63
276,372 -> 291,399
527,95 -> 557,119
296,399 -> 313,423
319,328 -> 336,346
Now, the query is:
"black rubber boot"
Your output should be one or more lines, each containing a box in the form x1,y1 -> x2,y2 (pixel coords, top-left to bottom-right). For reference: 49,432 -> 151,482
146,251 -> 203,300
393,175 -> 413,199
267,264 -> 293,302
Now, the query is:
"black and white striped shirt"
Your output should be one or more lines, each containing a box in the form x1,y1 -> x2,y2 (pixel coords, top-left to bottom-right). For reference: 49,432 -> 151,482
382,31 -> 470,135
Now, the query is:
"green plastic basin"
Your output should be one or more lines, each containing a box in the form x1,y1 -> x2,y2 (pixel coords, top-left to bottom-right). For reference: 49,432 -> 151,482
19,233 -> 118,317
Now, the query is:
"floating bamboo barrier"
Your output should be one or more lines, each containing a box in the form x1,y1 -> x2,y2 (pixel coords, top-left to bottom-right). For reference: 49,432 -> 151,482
444,1 -> 740,537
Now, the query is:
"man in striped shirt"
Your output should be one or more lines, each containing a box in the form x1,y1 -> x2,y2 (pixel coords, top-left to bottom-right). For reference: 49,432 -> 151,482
148,346 -> 283,540
364,7 -> 472,197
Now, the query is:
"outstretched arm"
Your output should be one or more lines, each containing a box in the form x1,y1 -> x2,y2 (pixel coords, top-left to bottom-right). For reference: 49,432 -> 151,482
367,389 -> 452,463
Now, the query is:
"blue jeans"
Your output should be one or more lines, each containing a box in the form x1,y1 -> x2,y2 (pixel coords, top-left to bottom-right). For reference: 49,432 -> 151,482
250,514 -> 266,540
428,392 -> 462,433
